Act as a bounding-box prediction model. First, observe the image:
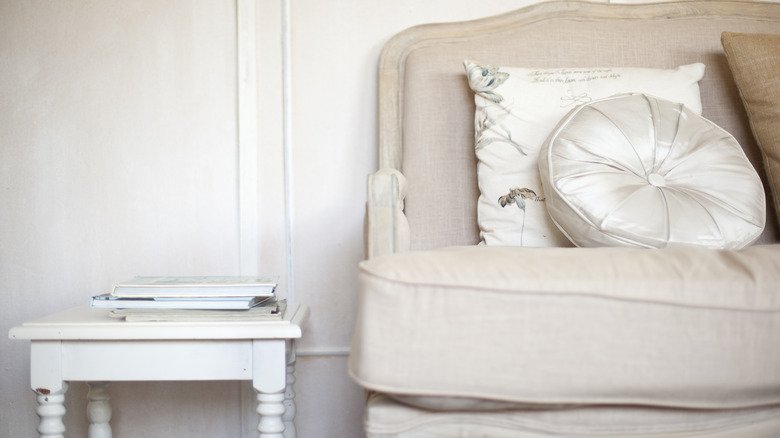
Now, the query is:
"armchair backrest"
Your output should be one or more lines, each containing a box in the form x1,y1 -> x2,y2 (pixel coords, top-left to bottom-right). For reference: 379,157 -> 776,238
377,1 -> 780,252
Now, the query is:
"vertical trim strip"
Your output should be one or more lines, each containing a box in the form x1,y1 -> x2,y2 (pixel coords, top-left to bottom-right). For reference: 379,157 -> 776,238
238,0 -> 260,275
237,4 -> 255,434
282,0 -> 295,302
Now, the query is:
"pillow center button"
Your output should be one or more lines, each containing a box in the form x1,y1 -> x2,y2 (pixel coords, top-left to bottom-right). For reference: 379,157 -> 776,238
647,173 -> 667,187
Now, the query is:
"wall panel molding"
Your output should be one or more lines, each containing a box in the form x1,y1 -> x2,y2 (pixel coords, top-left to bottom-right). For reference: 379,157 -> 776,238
281,0 -> 296,304
238,0 -> 260,275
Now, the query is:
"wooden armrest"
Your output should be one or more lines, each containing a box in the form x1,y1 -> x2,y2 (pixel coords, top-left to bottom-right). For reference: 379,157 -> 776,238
365,168 -> 410,259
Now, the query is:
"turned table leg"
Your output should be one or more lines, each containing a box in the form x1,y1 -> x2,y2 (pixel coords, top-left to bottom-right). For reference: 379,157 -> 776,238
253,339 -> 287,438
31,341 -> 68,438
87,381 -> 112,438
282,345 -> 297,438
257,392 -> 286,436
35,382 -> 68,438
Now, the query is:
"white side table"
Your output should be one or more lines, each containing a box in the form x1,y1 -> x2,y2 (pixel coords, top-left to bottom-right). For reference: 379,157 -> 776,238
8,303 -> 308,438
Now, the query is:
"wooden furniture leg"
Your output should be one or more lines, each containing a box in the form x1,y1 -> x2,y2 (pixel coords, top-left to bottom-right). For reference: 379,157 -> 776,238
283,342 -> 297,438
87,381 -> 112,438
35,382 -> 68,438
254,339 -> 287,438
31,341 -> 67,438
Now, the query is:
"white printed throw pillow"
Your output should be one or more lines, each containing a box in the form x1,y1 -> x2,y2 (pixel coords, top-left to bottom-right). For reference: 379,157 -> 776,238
464,61 -> 705,246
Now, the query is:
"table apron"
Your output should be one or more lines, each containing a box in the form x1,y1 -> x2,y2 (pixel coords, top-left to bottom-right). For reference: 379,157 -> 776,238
59,339 -> 257,381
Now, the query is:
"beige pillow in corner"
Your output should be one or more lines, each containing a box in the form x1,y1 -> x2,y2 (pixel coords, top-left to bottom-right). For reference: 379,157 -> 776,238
722,31 -> 780,231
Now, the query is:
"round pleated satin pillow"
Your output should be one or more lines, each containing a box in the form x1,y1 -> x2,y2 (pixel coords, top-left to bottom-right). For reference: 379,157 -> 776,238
539,93 -> 766,249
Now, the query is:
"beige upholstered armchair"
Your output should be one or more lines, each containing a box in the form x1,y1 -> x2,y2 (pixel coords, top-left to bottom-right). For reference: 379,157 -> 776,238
350,1 -> 780,437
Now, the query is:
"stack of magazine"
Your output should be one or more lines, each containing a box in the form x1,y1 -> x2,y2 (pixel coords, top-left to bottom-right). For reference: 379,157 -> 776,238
90,276 -> 282,321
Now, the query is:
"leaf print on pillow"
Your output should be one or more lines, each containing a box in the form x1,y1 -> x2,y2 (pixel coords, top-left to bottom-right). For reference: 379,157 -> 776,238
498,187 -> 545,246
474,104 -> 528,156
466,61 -> 530,157
498,187 -> 544,210
464,60 -> 508,103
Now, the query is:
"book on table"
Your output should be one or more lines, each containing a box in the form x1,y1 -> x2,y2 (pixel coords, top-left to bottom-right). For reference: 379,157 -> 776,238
107,299 -> 287,322
90,294 -> 274,310
89,276 -> 279,312
110,276 -> 278,298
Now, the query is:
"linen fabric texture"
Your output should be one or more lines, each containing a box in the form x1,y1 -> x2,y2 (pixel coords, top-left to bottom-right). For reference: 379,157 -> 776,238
539,93 -> 766,249
722,32 -> 780,232
464,61 -> 706,247
365,393 -> 780,438
349,245 -> 780,409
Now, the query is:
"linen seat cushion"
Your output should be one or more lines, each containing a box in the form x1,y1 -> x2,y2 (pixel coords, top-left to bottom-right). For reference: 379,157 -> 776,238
539,93 -> 766,249
365,394 -> 780,438
349,245 -> 780,409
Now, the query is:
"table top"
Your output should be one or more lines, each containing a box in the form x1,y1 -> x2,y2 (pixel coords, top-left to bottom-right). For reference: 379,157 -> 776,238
8,303 -> 308,341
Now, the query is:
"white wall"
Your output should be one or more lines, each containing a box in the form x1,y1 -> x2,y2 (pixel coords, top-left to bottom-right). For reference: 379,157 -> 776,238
1,1 -> 244,436
1,0 -> 708,437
